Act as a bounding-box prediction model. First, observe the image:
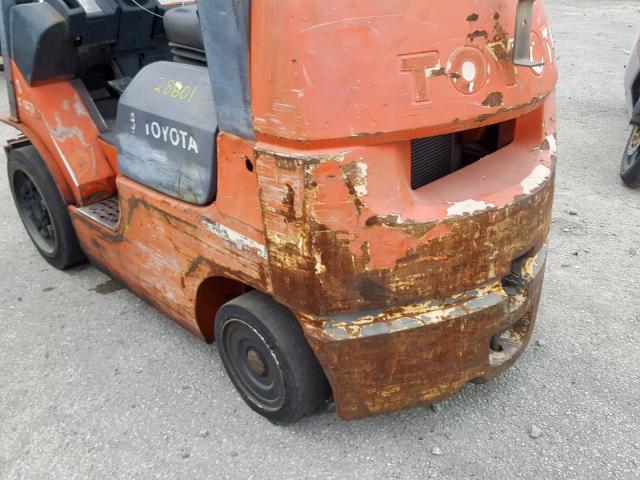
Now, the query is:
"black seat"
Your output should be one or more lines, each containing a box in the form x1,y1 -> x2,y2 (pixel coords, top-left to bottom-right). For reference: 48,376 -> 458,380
163,6 -> 206,66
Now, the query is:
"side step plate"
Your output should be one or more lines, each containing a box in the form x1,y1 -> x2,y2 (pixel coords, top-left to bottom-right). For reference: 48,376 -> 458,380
77,197 -> 120,231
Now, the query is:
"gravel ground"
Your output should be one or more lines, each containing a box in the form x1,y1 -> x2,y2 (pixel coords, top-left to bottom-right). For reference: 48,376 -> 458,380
2,2 -> 640,479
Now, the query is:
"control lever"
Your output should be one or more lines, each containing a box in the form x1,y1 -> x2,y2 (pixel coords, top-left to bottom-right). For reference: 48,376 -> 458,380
513,0 -> 543,68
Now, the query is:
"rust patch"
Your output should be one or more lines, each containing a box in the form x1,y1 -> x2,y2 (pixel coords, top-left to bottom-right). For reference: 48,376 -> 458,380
364,215 -> 448,240
305,246 -> 547,343
265,150 -> 333,170
259,146 -> 555,317
482,92 -> 504,107
181,255 -> 264,293
127,197 -> 196,233
468,30 -> 489,42
282,183 -> 297,222
273,155 -> 307,171
488,13 -> 511,62
473,94 -> 548,124
339,162 -> 368,215
299,260 -> 546,420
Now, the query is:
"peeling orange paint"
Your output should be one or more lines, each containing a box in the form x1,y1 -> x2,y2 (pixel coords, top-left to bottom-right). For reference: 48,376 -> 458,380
3,0 -> 558,421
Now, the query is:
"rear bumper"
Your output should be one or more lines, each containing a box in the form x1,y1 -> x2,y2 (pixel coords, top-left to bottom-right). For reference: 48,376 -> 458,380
298,247 -> 547,420
258,95 -> 557,318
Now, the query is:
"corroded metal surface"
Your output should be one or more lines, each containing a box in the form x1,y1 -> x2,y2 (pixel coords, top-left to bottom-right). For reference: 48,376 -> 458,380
3,0 -> 558,420
299,248 -> 547,420
69,133 -> 270,342
257,97 -> 556,318
254,88 -> 556,417
300,245 -> 545,342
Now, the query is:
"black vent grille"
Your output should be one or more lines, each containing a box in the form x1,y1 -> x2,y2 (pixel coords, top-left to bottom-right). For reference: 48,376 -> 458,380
411,134 -> 460,190
169,42 -> 207,67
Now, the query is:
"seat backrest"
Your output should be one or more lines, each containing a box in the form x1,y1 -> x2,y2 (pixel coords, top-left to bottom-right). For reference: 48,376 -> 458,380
163,5 -> 206,65
116,61 -> 218,205
10,2 -> 78,85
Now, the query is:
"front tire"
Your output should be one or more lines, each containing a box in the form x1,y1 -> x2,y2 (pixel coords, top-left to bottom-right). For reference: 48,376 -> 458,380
621,125 -> 640,188
7,145 -> 85,269
215,291 -> 330,424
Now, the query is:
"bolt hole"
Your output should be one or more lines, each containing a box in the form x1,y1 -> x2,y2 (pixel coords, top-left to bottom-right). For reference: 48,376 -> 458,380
490,335 -> 504,353
245,157 -> 254,173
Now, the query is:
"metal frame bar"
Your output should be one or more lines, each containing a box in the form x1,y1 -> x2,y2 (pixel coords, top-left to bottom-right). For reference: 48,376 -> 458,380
513,0 -> 543,68
197,0 -> 254,140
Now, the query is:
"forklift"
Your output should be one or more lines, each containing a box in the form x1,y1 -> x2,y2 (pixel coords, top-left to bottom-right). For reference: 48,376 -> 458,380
0,0 -> 557,423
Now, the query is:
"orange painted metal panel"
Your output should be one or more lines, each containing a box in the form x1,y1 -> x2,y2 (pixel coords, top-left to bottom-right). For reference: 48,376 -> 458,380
0,115 -> 75,204
215,132 -> 264,231
11,63 -> 115,205
252,0 -> 556,144
70,133 -> 271,341
97,137 -> 118,173
256,94 -> 556,316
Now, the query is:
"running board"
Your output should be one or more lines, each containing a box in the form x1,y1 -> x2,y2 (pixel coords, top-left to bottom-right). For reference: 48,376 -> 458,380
76,197 -> 120,230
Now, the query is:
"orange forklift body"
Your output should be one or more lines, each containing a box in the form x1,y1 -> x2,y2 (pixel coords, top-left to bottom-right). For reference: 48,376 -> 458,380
2,0 -> 557,420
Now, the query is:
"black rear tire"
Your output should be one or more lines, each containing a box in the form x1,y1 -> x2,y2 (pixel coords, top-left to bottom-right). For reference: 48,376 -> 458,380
215,290 -> 331,424
621,125 -> 640,188
7,145 -> 85,269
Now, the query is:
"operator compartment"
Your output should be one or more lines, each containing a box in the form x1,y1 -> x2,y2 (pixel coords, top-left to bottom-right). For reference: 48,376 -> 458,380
116,60 -> 218,205
35,0 -> 198,134
116,4 -> 216,206
10,0 -> 215,205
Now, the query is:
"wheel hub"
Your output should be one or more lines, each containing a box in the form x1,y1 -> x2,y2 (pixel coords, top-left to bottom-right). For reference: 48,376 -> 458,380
246,348 -> 267,377
221,319 -> 286,412
13,170 -> 56,255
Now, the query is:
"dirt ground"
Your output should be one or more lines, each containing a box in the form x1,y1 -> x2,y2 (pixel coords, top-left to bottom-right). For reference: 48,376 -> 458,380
1,1 -> 640,479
